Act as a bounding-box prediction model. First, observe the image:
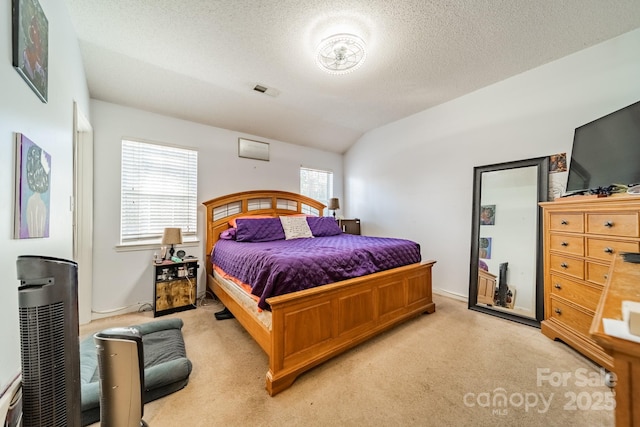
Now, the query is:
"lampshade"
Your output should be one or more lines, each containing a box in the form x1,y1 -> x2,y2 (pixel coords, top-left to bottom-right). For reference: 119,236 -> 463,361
161,228 -> 183,245
328,198 -> 340,210
316,33 -> 366,75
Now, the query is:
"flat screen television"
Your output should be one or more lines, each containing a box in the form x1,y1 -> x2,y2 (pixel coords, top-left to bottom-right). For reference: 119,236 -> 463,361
565,100 -> 640,194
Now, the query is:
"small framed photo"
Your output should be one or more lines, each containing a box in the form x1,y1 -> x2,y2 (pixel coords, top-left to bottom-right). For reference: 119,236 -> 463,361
480,205 -> 495,225
549,153 -> 567,173
238,138 -> 269,161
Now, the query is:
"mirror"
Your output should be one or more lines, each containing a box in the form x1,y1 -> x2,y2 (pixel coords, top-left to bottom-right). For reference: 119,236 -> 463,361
468,157 -> 549,326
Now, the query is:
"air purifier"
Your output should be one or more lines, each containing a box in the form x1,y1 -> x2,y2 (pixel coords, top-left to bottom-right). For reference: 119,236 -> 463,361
17,255 -> 81,427
94,327 -> 147,427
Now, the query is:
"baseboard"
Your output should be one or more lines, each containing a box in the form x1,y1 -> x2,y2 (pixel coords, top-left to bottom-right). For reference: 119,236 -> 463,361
91,302 -> 153,321
432,287 -> 468,303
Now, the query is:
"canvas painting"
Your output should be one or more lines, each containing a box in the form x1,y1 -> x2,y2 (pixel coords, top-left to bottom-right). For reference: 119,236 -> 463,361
479,237 -> 492,259
549,153 -> 567,173
480,205 -> 495,225
12,0 -> 49,102
548,152 -> 568,199
15,133 -> 51,238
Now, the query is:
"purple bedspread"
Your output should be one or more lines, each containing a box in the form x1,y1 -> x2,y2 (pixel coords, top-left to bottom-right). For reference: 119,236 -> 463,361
212,234 -> 421,310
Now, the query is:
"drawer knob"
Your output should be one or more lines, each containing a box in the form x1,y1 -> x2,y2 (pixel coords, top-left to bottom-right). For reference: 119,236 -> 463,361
561,241 -> 569,247
555,308 -> 562,315
561,220 -> 568,225
604,274 -> 608,280
554,283 -> 562,290
560,262 -> 568,269
604,247 -> 614,254
604,221 -> 614,228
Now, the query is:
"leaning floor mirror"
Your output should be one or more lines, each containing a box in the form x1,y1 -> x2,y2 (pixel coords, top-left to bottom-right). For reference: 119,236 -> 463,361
468,157 -> 549,326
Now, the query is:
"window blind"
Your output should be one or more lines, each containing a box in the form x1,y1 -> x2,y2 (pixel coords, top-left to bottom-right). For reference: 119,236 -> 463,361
300,167 -> 333,208
121,139 -> 198,242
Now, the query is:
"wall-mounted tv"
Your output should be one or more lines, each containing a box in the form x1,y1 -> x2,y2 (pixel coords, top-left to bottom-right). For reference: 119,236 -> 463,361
565,100 -> 640,194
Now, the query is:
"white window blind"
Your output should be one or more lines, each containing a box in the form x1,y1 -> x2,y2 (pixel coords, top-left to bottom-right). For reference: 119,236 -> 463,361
121,139 -> 198,243
300,167 -> 333,208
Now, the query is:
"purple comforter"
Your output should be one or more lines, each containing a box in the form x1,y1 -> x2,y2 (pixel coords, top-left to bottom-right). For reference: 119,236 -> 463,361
212,234 -> 421,310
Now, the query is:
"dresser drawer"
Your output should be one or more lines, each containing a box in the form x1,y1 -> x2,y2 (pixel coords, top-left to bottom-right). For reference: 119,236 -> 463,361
549,298 -> 594,337
586,261 -> 610,286
549,254 -> 584,280
549,274 -> 602,312
549,234 -> 584,256
586,212 -> 639,237
549,213 -> 584,233
586,238 -> 640,262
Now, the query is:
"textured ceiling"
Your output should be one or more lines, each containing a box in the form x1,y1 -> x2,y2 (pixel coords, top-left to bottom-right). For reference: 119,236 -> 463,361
64,0 -> 640,153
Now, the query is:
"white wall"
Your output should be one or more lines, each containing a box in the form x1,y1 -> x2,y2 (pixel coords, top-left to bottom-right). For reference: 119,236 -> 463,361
90,100 -> 343,314
0,0 -> 90,394
344,28 -> 640,301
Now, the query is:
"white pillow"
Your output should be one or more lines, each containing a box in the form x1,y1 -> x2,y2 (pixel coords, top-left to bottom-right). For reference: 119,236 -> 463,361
280,216 -> 314,240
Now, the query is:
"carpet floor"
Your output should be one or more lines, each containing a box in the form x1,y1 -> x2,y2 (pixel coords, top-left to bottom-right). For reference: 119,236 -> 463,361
81,295 -> 614,426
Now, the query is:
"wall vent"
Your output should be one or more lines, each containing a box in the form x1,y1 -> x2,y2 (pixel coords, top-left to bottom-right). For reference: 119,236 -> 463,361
253,84 -> 280,97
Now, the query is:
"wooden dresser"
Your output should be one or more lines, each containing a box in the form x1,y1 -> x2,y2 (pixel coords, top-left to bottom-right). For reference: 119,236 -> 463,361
477,269 -> 497,305
540,195 -> 640,370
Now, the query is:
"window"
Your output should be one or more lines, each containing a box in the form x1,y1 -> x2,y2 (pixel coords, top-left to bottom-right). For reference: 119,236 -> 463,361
300,167 -> 333,208
121,139 -> 198,243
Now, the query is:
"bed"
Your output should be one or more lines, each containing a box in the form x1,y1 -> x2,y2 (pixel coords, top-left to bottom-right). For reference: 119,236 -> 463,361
203,190 -> 436,395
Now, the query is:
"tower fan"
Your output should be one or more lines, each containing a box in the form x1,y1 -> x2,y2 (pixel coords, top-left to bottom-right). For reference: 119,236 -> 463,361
17,255 -> 81,427
94,327 -> 148,427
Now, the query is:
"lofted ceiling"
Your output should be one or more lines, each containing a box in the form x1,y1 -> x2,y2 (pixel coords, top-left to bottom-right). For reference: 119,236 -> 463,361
64,0 -> 640,154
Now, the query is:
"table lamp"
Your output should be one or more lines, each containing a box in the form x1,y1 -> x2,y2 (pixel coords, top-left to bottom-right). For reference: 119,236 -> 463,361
328,198 -> 340,219
162,227 -> 182,259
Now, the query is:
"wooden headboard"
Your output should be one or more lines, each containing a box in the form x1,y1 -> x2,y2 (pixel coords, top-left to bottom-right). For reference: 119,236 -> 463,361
202,190 -> 326,277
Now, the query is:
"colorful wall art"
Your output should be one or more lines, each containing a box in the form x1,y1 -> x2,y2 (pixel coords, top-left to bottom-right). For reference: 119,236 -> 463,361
14,133 -> 51,238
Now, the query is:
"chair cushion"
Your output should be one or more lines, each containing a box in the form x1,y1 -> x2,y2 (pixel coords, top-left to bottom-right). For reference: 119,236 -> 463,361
80,318 -> 192,426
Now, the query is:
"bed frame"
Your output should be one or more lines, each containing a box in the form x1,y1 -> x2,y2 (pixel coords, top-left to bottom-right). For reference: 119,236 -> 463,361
203,190 -> 436,395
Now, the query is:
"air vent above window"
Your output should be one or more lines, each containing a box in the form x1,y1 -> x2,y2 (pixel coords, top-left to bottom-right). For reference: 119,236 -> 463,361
253,84 -> 280,97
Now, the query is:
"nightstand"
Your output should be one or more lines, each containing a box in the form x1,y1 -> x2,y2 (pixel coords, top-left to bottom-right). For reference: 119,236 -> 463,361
338,218 -> 361,235
153,258 -> 198,317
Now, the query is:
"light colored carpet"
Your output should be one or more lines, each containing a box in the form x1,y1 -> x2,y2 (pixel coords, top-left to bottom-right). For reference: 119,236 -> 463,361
81,296 -> 614,426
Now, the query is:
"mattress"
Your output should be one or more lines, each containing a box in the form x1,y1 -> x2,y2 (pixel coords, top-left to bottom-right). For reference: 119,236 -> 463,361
213,269 -> 272,329
212,234 -> 421,310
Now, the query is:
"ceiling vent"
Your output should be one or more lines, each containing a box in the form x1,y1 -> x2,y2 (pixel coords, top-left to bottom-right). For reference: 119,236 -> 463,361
253,84 -> 280,97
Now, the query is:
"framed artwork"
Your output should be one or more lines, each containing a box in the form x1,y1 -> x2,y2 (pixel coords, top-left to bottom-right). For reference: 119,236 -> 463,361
12,0 -> 49,103
479,237 -> 492,259
14,133 -> 51,239
480,205 -> 495,225
549,153 -> 567,173
548,153 -> 568,199
238,138 -> 269,161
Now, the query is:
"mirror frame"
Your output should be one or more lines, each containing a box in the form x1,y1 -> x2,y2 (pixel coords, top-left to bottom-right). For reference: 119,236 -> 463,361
468,156 -> 549,327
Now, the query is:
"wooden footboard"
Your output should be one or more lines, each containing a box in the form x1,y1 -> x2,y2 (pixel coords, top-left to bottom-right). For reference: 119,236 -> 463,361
266,260 -> 435,395
208,260 -> 435,396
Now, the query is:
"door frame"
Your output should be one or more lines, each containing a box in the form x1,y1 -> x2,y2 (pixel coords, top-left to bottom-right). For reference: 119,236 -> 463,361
73,101 -> 94,325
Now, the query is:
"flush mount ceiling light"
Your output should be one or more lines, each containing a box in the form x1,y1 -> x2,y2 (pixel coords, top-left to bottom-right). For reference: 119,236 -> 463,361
316,33 -> 366,75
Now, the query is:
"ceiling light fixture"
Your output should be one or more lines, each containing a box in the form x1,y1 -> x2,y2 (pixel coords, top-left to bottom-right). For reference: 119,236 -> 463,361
316,33 -> 366,75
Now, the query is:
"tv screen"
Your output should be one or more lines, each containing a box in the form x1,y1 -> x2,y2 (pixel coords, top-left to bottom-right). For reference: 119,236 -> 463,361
566,100 -> 640,193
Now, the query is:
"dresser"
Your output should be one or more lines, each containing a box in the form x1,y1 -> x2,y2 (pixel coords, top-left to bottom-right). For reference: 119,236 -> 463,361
477,269 -> 497,305
540,195 -> 640,371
